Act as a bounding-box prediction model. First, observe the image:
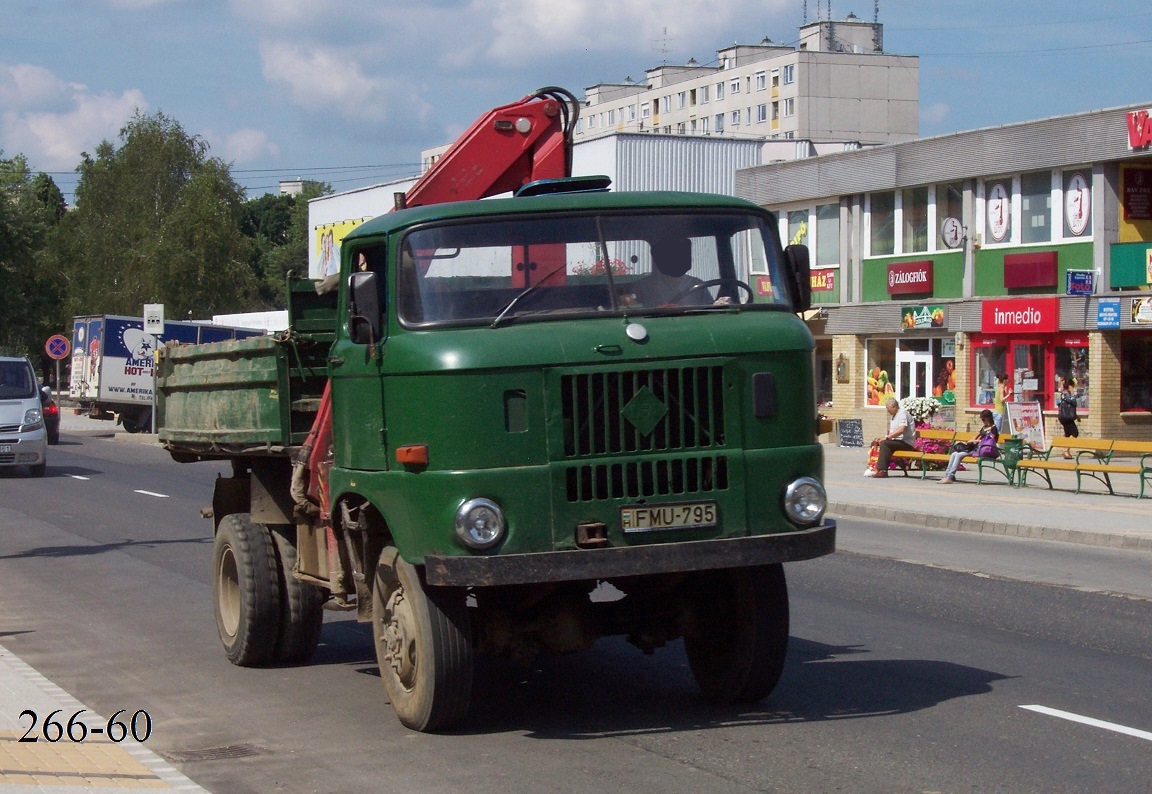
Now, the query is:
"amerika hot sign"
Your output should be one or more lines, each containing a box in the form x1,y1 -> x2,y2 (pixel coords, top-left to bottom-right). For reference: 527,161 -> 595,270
981,297 -> 1060,334
1127,108 -> 1152,151
887,260 -> 933,295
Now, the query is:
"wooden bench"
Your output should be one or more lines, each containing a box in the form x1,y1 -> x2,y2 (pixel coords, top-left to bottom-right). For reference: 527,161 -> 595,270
889,429 -> 955,477
1015,438 -> 1113,491
1072,440 -> 1152,498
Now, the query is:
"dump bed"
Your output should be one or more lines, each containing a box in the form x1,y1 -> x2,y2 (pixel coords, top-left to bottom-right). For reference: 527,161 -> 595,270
157,279 -> 335,458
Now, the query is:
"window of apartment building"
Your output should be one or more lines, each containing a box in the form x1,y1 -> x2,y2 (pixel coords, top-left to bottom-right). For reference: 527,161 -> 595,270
677,91 -> 687,110
984,178 -> 1013,244
640,102 -> 650,120
730,78 -> 741,94
700,116 -> 709,134
587,115 -> 596,129
1063,170 -> 1091,238
936,182 -> 964,250
715,113 -> 725,132
771,69 -> 780,89
1021,170 -> 1052,244
626,105 -> 636,122
902,186 -> 929,254
782,64 -> 795,84
716,82 -> 725,100
756,104 -> 767,123
787,209 -> 808,247
574,119 -> 583,133
607,109 -> 616,126
869,192 -> 896,256
772,102 -> 779,120
783,98 -> 795,117
730,109 -> 741,126
816,203 -> 840,266
756,71 -> 766,91
699,85 -> 709,104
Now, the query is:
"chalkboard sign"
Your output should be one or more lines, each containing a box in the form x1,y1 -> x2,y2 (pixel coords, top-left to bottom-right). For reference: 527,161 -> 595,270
837,418 -> 864,448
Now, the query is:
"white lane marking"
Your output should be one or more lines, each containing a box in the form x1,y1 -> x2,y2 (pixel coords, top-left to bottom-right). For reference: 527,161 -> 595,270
69,474 -> 90,480
134,489 -> 170,498
1021,705 -> 1152,742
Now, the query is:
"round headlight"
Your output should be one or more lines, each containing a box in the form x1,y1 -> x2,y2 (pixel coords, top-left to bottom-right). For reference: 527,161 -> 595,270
783,477 -> 826,526
455,498 -> 506,550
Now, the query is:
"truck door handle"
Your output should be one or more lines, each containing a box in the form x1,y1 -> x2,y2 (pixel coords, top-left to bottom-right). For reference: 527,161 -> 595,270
328,356 -> 345,366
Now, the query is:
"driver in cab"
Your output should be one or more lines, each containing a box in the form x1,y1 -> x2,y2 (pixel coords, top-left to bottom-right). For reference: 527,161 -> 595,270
628,236 -> 712,307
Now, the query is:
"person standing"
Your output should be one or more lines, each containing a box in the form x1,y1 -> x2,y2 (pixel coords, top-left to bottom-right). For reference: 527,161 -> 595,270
940,409 -> 998,484
1057,377 -> 1080,458
872,397 -> 916,478
993,373 -> 1012,433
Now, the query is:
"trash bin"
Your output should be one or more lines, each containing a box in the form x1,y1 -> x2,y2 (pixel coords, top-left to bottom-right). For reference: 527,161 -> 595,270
1002,436 -> 1025,483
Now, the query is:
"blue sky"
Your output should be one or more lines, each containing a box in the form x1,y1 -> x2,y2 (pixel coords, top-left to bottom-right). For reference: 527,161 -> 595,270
2,0 -> 1149,203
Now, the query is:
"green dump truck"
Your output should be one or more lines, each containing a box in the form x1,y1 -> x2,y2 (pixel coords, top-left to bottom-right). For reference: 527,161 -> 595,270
157,184 -> 836,731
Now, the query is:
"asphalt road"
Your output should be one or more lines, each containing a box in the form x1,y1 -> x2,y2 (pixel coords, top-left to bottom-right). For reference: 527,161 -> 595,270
1,432 -> 1150,793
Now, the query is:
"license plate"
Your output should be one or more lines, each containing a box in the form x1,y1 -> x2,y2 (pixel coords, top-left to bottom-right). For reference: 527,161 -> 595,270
0,444 -> 10,454
621,501 -> 717,533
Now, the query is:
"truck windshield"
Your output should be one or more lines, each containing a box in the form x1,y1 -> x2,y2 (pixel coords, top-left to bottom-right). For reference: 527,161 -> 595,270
397,210 -> 792,327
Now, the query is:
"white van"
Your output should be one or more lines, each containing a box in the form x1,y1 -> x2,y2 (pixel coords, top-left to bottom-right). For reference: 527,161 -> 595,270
0,356 -> 48,477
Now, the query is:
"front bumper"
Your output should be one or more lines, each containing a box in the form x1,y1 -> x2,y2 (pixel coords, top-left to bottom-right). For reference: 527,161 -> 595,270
423,519 -> 835,587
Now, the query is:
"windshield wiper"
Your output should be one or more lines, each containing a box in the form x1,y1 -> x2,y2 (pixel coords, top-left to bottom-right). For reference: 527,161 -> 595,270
490,261 -> 569,328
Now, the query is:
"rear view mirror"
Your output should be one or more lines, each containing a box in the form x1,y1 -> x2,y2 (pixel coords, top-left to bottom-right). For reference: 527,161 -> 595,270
348,271 -> 382,344
784,244 -> 812,314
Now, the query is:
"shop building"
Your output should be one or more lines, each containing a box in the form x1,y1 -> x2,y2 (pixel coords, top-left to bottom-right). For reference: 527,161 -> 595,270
736,102 -> 1152,444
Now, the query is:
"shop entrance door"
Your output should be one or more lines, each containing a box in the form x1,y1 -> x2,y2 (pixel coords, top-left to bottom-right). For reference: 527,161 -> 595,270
896,344 -> 933,401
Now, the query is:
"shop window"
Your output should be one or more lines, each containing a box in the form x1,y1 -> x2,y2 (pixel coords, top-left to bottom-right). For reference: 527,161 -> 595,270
1054,343 -> 1089,411
788,209 -> 809,247
902,186 -> 929,254
1013,343 -> 1048,407
1121,333 -> 1152,411
1062,170 -> 1091,238
866,339 -> 897,406
816,339 -> 833,408
1021,171 -> 1052,244
869,192 -> 895,256
936,182 -> 963,250
973,345 -> 1007,406
816,203 -> 840,266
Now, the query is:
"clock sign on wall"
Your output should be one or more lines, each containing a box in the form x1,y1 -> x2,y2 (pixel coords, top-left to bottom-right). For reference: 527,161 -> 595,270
987,182 -> 1010,242
1065,172 -> 1090,236
941,216 -> 964,249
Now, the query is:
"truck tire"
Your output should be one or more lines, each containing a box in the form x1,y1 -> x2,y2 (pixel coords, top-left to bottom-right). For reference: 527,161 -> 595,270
121,407 -> 151,433
372,546 -> 472,732
683,563 -> 789,704
213,513 -> 281,666
269,524 -> 325,664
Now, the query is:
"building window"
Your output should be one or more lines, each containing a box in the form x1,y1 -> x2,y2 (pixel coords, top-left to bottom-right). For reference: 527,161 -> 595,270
1021,170 -> 1052,243
677,91 -> 686,110
902,185 -> 929,254
626,105 -> 636,122
816,203 -> 840,266
973,344 -> 1007,406
782,63 -> 795,84
771,69 -> 780,88
587,115 -> 596,129
730,78 -> 741,94
755,71 -> 766,91
756,104 -> 767,123
1063,170 -> 1091,237
716,82 -> 725,100
783,98 -> 795,117
772,102 -> 779,120
730,109 -> 741,126
640,102 -> 650,119
700,85 -> 709,104
936,181 -> 963,250
1122,332 -> 1152,411
869,192 -> 895,256
1055,342 -> 1090,412
788,209 -> 809,247
607,109 -> 615,126
700,116 -> 709,134
715,113 -> 724,132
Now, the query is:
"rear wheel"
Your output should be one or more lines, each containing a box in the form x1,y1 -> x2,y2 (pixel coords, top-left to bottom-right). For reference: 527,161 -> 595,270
269,524 -> 325,664
213,514 -> 280,666
683,564 -> 789,704
372,546 -> 472,732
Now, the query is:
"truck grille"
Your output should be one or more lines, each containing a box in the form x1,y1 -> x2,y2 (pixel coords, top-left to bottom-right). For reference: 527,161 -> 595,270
565,454 -> 729,502
559,366 -> 725,457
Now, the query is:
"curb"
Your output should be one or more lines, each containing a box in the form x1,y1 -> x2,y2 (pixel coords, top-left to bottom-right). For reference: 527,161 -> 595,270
829,502 -> 1152,552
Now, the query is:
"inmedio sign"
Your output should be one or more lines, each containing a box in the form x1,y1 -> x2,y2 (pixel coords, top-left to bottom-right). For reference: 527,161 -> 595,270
887,260 -> 933,295
981,297 -> 1060,334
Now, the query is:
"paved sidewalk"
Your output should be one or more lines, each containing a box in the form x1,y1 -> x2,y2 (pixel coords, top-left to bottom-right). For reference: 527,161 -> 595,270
822,444 -> 1152,552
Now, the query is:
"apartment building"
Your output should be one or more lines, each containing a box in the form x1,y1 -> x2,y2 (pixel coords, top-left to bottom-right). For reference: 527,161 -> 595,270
575,16 -> 919,146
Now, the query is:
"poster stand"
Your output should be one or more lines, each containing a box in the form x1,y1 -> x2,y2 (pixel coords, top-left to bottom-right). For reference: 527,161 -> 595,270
1005,401 -> 1047,451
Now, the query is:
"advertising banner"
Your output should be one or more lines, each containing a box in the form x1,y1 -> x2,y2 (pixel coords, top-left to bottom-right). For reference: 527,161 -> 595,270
901,305 -> 945,330
1065,270 -> 1094,296
1097,298 -> 1121,329
887,260 -> 933,295
1006,401 -> 1046,452
1133,296 -> 1152,325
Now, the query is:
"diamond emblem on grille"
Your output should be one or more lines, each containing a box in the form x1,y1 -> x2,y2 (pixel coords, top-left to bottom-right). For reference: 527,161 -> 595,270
621,385 -> 667,437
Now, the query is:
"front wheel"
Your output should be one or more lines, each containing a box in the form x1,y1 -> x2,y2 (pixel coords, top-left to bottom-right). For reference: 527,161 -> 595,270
372,547 -> 472,732
213,514 -> 280,666
683,564 -> 789,704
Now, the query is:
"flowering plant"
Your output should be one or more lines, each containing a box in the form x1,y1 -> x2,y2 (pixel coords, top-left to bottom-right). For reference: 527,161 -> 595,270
571,257 -> 632,276
900,396 -> 941,425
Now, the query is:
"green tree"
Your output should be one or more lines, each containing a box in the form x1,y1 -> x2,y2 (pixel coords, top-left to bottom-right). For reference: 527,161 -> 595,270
0,152 -> 67,359
41,110 -> 258,321
240,181 -> 330,308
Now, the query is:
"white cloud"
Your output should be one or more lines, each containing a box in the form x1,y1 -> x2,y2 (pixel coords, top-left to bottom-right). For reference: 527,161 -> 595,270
0,62 -> 145,169
219,127 -> 281,163
920,102 -> 950,126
